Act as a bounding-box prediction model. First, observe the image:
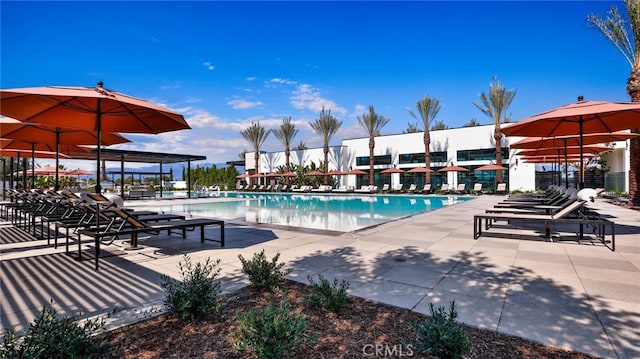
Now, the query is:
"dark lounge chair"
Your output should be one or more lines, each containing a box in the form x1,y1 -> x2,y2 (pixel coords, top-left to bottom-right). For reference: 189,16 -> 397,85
76,208 -> 225,270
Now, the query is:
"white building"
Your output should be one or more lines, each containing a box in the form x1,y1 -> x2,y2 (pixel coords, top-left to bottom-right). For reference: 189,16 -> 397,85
243,124 -> 630,192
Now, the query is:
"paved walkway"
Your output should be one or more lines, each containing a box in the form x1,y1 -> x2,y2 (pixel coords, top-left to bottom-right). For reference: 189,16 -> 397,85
1,194 -> 638,358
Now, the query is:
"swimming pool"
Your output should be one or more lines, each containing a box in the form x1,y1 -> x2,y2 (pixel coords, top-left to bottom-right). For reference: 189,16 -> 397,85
142,192 -> 474,232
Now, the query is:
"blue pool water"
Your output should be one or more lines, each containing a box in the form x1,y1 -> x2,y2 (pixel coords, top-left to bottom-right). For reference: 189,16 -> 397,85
145,192 -> 474,232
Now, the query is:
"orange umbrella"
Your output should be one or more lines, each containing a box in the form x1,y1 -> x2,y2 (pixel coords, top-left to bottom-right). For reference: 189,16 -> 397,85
380,167 -> 405,174
509,131 -> 640,149
516,145 -> 610,157
236,173 -> 250,179
327,169 -> 345,176
0,139 -> 91,154
345,169 -> 368,175
407,167 -> 435,173
0,149 -> 69,159
502,98 -> 640,187
282,171 -> 298,177
307,170 -> 326,176
438,164 -> 469,172
0,82 -> 189,195
474,163 -> 508,171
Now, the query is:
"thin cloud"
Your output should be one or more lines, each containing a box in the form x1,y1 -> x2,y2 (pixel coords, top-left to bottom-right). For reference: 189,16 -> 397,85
202,61 -> 215,70
290,84 -> 347,116
228,99 -> 263,110
246,76 -> 257,81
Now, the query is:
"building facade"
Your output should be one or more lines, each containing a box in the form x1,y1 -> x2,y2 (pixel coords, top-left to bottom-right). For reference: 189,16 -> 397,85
244,124 -> 630,193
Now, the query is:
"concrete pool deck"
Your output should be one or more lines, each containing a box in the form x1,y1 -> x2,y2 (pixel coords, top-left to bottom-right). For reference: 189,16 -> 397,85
1,194 -> 639,358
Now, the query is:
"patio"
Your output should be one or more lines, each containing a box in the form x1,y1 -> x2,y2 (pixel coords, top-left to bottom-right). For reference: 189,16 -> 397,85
1,195 -> 639,358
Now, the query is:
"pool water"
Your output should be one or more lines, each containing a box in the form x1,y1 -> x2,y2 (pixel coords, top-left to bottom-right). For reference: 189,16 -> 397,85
144,192 -> 474,232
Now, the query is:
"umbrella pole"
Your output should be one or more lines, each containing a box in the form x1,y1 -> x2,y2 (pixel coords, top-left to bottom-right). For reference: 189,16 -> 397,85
31,143 -> 35,190
563,138 -> 569,188
54,128 -> 60,191
579,116 -> 584,189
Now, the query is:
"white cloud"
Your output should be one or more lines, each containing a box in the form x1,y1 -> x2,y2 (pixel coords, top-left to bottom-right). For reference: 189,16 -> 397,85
228,99 -> 263,110
202,61 -> 215,70
267,78 -> 297,86
290,84 -> 347,116
246,76 -> 257,81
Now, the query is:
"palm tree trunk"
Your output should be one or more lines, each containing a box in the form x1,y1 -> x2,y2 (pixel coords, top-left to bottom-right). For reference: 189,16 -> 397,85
423,131 -> 431,184
324,145 -> 329,185
285,148 -> 291,185
255,156 -> 259,186
494,126 -> 503,183
627,66 -> 640,205
369,137 -> 375,185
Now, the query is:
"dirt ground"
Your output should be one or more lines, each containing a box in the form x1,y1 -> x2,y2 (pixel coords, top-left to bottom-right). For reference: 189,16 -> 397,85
103,280 -> 597,358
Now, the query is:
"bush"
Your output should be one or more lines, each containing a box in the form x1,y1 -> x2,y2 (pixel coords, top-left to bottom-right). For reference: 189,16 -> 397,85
238,250 -> 291,291
411,301 -> 472,359
160,254 -> 222,320
0,303 -> 113,358
231,297 -> 314,359
304,274 -> 350,313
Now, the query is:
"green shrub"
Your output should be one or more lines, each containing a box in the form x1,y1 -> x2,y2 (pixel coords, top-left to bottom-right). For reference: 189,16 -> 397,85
160,254 -> 222,320
231,297 -> 314,359
0,303 -> 113,358
411,301 -> 472,359
238,250 -> 291,291
304,274 -> 350,313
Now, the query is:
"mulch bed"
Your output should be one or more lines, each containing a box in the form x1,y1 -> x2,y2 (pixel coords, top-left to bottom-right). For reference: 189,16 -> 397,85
102,280 -> 597,358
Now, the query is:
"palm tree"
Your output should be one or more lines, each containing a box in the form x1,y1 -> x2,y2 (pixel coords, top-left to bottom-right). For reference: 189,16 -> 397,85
588,0 -> 640,205
358,105 -> 391,185
272,117 -> 299,181
240,122 -> 270,185
473,77 -> 516,183
407,96 -> 441,184
464,118 -> 481,127
430,120 -> 449,131
403,122 -> 421,133
295,141 -> 308,150
309,107 -> 342,185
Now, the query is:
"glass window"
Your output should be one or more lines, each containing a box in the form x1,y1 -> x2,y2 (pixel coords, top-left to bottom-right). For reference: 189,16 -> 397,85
457,148 -> 509,162
356,154 -> 392,166
398,151 -> 448,164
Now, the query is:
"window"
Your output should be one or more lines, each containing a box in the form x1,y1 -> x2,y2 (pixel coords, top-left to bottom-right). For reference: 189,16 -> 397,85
398,151 -> 447,164
356,154 -> 392,166
457,148 -> 509,162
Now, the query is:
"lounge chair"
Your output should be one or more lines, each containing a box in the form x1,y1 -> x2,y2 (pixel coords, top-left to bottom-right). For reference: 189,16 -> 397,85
495,183 -> 507,195
391,184 -> 404,193
438,184 -> 449,194
354,185 -> 377,193
453,183 -> 466,194
407,184 -> 417,194
472,183 -> 483,195
380,184 -> 390,193
473,197 -> 615,250
77,209 -> 225,270
312,185 -> 332,193
333,185 -> 354,193
421,184 -> 432,194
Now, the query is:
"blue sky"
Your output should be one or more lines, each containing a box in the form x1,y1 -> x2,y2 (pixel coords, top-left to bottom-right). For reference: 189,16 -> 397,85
0,1 -> 630,169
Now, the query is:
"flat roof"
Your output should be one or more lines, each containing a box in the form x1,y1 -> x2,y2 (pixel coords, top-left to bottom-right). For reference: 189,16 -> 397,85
68,148 -> 206,164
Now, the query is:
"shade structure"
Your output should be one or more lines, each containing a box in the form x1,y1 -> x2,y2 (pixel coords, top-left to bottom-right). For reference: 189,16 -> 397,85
521,156 -> 592,163
236,173 -> 250,179
345,169 -> 368,175
502,99 -> 640,188
282,171 -> 298,177
1,150 -> 69,159
407,167 -> 435,173
307,170 -> 326,176
1,120 -> 130,189
474,163 -> 508,171
380,167 -> 406,174
516,145 -> 610,157
265,172 -> 282,178
509,131 -> 640,149
438,165 -> 469,172
327,169 -> 345,176
0,139 -> 91,154
65,168 -> 93,176
0,82 -> 190,195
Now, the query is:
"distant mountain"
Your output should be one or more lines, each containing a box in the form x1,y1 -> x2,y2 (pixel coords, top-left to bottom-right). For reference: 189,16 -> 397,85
105,162 -> 233,180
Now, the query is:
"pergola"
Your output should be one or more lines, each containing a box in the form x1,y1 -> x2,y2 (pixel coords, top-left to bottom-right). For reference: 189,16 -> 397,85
2,148 -> 206,199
